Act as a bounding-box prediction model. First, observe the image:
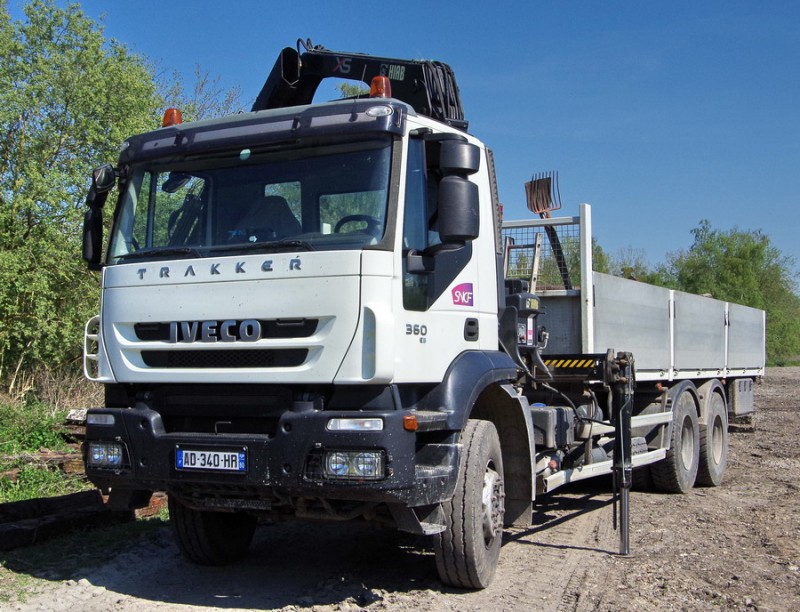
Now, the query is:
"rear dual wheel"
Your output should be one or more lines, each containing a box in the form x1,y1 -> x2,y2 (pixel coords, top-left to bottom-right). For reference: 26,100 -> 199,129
697,390 -> 728,487
434,419 -> 505,589
651,382 -> 700,493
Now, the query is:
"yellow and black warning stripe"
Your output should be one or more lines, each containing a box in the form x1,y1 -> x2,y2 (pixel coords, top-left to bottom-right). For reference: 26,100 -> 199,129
544,358 -> 596,369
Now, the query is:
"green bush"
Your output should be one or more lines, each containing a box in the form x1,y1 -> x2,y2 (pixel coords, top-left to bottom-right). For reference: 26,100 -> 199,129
0,400 -> 69,457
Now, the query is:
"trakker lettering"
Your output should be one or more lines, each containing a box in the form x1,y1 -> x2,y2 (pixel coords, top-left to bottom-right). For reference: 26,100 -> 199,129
136,258 -> 300,280
168,319 -> 261,343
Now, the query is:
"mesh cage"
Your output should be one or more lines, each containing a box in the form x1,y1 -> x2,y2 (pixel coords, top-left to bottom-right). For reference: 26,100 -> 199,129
501,220 -> 582,291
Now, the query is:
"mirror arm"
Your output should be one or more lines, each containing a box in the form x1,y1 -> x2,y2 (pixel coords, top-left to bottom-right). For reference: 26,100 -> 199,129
405,249 -> 434,274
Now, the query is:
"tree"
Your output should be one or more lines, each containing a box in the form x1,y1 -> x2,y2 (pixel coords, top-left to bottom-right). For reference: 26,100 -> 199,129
160,64 -> 243,122
336,82 -> 369,99
0,0 -> 162,394
608,246 -> 669,285
662,220 -> 800,365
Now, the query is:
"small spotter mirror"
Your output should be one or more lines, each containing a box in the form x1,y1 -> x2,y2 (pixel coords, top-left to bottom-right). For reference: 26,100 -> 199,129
92,164 -> 116,194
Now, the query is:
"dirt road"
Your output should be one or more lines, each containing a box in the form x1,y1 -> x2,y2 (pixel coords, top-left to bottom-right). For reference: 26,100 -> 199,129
3,368 -> 798,611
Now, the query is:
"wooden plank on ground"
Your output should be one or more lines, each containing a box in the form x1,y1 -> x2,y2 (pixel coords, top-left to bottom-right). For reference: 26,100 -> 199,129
0,490 -> 134,551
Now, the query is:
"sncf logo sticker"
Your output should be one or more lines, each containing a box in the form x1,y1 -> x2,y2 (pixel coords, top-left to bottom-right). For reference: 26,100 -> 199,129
452,283 -> 474,307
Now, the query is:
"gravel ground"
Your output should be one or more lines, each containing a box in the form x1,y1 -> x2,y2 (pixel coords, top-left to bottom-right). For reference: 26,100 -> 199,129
2,368 -> 797,611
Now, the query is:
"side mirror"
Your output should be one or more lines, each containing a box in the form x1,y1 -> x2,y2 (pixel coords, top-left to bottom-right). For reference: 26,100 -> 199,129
439,140 -> 480,175
438,176 -> 479,242
436,140 -> 480,243
82,164 -> 116,270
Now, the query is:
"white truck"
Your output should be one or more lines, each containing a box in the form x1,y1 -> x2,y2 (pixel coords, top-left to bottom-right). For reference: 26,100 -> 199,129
80,40 -> 765,589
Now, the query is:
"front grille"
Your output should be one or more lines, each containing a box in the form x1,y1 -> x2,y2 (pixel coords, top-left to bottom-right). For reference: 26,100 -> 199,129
141,349 -> 307,369
134,319 -> 318,341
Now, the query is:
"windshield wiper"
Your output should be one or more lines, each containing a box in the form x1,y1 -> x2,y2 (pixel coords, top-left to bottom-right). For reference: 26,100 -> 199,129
211,239 -> 316,254
116,246 -> 205,262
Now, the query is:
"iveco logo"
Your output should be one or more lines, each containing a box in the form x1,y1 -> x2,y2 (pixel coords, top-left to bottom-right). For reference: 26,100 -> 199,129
169,319 -> 261,343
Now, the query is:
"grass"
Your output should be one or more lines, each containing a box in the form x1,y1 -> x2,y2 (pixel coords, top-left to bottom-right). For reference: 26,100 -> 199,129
0,399 -> 91,503
0,399 -> 71,455
769,359 -> 800,367
0,465 -> 89,503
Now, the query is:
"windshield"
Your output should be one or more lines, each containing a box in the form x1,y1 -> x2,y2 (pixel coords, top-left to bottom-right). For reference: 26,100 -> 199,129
108,137 -> 392,264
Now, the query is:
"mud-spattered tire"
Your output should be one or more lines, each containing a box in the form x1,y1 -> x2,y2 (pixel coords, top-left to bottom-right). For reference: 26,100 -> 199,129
169,495 -> 257,565
651,382 -> 700,493
696,390 -> 728,486
434,419 -> 505,589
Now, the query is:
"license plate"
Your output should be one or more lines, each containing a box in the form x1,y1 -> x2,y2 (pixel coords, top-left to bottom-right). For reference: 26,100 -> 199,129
175,446 -> 247,472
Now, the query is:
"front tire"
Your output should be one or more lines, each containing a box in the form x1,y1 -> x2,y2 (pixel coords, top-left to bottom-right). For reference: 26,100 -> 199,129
169,495 -> 257,565
434,419 -> 505,589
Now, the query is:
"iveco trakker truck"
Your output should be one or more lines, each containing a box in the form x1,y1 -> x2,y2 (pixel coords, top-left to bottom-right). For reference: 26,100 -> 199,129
80,40 -> 764,588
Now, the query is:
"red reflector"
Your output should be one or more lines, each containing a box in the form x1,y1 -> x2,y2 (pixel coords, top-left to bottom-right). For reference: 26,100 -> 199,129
369,76 -> 392,98
162,107 -> 183,127
402,415 -> 418,432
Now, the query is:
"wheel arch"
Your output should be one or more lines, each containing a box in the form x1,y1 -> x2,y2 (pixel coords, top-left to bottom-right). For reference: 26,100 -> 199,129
469,383 -> 535,527
419,350 -> 533,526
669,379 -> 701,413
695,378 -> 728,426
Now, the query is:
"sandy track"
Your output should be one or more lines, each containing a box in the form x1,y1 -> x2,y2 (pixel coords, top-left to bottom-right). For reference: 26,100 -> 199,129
4,368 -> 798,611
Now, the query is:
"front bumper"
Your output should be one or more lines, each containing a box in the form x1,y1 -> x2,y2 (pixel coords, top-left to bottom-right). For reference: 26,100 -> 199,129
84,406 -> 459,509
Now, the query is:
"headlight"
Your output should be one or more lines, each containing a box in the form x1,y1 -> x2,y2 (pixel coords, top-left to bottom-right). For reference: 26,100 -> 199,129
87,442 -> 124,468
325,452 -> 351,477
322,450 -> 384,480
352,452 -> 382,477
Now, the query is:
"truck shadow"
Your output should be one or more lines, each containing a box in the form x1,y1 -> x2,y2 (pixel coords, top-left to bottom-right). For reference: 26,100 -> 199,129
2,520 -> 443,608
2,485 -> 618,608
505,479 -> 617,554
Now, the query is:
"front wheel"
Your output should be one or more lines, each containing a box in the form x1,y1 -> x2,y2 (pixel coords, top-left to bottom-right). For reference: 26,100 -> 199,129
169,495 -> 257,565
434,419 -> 505,589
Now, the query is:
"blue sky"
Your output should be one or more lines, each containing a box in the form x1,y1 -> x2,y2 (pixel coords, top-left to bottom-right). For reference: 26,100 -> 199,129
11,1 -> 800,277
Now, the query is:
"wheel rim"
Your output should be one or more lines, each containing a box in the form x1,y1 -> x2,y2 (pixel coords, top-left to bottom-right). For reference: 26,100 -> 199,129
481,462 -> 504,547
710,394 -> 725,465
680,415 -> 695,469
711,414 -> 724,464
